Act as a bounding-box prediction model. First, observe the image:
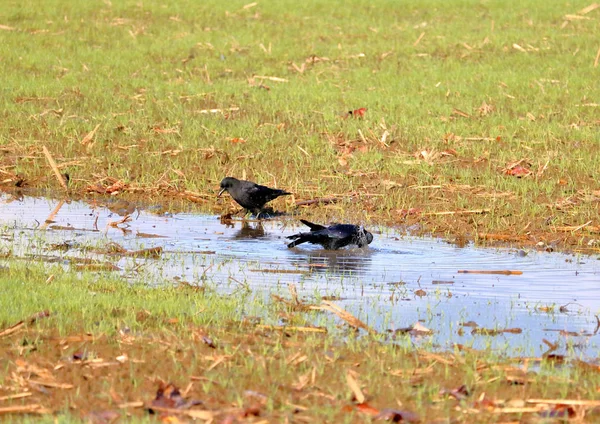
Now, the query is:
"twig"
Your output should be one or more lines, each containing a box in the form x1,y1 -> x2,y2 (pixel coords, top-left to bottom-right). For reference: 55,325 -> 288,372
490,407 -> 543,414
28,380 -> 73,389
0,404 -> 50,415
296,145 -> 311,158
146,405 -> 214,420
553,221 -> 596,233
423,209 -> 490,216
288,283 -> 300,305
346,371 -> 365,403
462,137 -> 495,141
0,392 -> 33,401
527,399 -> 600,407
595,46 -> 600,68
39,200 -> 65,230
42,146 -> 68,190
413,32 -> 425,46
118,401 -> 144,409
579,3 -> 600,15
0,311 -> 50,338
458,270 -> 523,275
314,301 -> 377,334
197,107 -> 239,114
256,325 -> 327,333
253,75 -> 288,82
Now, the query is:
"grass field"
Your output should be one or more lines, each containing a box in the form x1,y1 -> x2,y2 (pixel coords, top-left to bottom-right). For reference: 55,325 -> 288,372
1,0 -> 600,249
2,262 -> 600,422
2,1 -> 600,421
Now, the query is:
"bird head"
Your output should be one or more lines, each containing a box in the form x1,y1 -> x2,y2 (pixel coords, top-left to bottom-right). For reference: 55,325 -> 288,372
357,226 -> 374,247
218,177 -> 236,197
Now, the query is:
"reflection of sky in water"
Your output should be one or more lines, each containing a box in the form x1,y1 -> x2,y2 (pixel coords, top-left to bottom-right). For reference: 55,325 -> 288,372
1,194 -> 600,358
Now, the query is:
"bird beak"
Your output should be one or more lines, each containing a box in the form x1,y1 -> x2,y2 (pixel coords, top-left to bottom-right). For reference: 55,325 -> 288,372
218,188 -> 226,197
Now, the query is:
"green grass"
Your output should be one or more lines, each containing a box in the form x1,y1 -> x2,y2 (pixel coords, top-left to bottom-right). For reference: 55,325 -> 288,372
1,260 -> 600,422
0,261 -> 257,334
1,0 -> 599,245
2,3 -> 600,419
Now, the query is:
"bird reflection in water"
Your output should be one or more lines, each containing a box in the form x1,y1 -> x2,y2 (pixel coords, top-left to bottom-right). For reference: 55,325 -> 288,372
235,220 -> 265,239
288,248 -> 372,276
220,215 -> 266,239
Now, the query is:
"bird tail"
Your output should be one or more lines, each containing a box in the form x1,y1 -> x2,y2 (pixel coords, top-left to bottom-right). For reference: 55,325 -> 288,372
286,234 -> 307,248
300,219 -> 326,231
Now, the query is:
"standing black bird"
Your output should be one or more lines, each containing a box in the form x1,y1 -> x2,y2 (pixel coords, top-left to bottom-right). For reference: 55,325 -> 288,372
287,219 -> 374,250
218,177 -> 291,216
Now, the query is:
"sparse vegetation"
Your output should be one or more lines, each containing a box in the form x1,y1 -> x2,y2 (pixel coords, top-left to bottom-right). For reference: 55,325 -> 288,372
2,0 -> 600,421
1,0 -> 599,249
2,262 -> 600,422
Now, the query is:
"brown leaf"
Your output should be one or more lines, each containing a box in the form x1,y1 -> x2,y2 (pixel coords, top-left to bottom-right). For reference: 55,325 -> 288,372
477,101 -> 495,117
150,382 -> 201,412
343,107 -> 368,119
538,404 -> 576,419
503,164 -> 532,177
440,384 -> 470,400
398,208 -> 423,218
350,107 -> 367,118
80,124 -> 101,146
411,322 -> 433,335
356,402 -> 379,415
317,301 -> 376,334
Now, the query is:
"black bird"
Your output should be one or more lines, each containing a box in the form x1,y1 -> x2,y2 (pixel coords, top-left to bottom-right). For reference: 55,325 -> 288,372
287,219 -> 374,250
218,177 -> 291,216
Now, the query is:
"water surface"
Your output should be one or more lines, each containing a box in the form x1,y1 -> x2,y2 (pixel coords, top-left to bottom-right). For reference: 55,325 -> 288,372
1,194 -> 599,358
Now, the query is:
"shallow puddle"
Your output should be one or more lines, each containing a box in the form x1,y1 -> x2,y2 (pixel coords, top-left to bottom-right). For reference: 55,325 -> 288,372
1,194 -> 600,358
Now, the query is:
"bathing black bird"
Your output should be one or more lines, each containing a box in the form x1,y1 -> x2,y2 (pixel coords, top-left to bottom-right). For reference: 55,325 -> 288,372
286,219 -> 374,250
218,177 -> 291,216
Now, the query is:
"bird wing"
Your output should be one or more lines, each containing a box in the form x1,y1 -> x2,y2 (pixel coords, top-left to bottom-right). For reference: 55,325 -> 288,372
247,183 -> 288,203
300,219 -> 326,231
323,224 -> 358,239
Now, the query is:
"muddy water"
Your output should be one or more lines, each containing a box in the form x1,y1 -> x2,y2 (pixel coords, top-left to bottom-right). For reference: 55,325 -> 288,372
1,194 -> 599,357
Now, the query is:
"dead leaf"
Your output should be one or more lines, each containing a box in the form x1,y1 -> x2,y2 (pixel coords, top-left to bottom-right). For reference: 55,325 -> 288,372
316,301 -> 376,334
80,124 -> 101,146
414,289 -> 426,297
538,404 -> 576,419
477,101 -> 495,117
411,322 -> 433,335
349,107 -> 367,118
440,384 -> 470,400
149,382 -> 202,412
355,402 -> 379,415
502,160 -> 532,178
